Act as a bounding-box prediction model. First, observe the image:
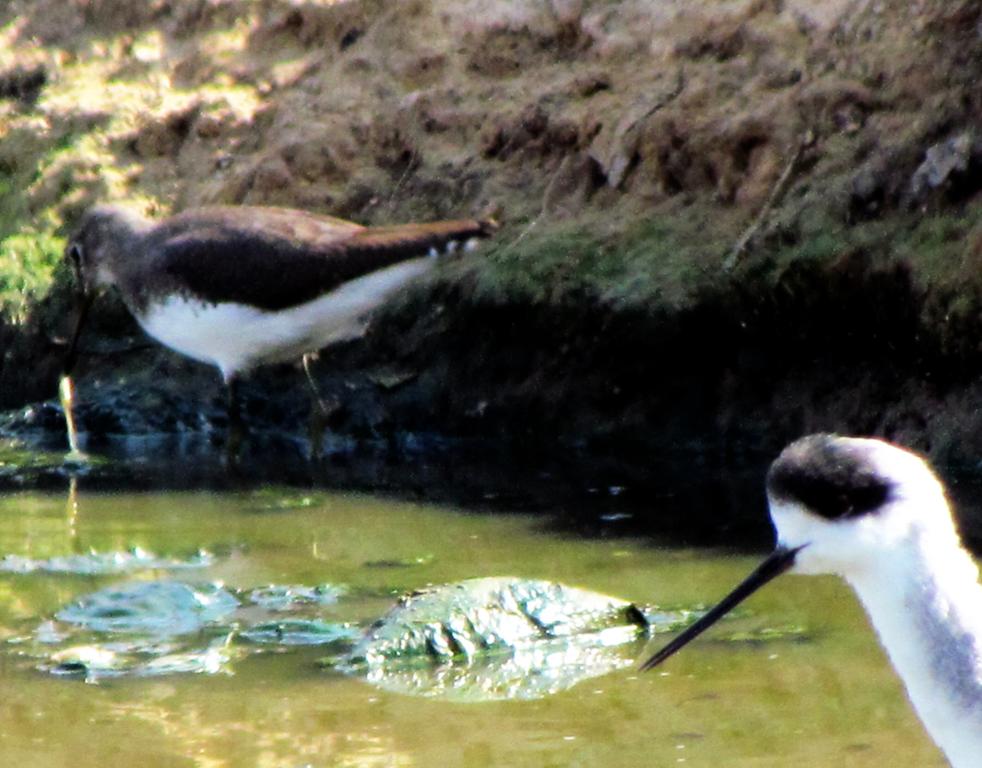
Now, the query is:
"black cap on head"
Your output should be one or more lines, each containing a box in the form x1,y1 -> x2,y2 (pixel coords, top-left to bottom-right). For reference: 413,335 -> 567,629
766,434 -> 894,520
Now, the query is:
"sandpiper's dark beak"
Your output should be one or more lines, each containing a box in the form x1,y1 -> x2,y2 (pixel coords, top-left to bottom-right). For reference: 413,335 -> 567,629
62,291 -> 93,376
61,242 -> 93,376
640,544 -> 805,671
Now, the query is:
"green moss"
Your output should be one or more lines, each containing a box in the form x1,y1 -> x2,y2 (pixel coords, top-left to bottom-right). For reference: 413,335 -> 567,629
757,204 -> 982,295
0,230 -> 65,323
474,222 -> 613,304
471,208 -> 730,311
0,127 -> 87,324
611,213 -> 727,308
894,205 -> 982,286
786,229 -> 849,263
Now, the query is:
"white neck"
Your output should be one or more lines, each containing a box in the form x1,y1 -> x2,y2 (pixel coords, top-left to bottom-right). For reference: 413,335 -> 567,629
846,535 -> 982,767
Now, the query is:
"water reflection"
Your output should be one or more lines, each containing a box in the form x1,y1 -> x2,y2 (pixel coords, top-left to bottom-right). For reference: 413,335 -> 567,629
66,474 -> 78,541
354,630 -> 644,702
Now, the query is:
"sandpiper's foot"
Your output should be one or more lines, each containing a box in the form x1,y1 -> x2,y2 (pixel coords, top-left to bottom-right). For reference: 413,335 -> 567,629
224,376 -> 245,466
310,401 -> 347,461
225,421 -> 245,466
302,353 -> 343,461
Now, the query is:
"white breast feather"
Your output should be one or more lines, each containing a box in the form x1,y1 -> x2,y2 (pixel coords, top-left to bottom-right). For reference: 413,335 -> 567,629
138,258 -> 433,381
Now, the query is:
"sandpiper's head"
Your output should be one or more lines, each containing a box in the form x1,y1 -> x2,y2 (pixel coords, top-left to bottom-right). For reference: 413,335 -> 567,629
65,204 -> 147,296
61,205 -> 148,375
641,433 -> 956,671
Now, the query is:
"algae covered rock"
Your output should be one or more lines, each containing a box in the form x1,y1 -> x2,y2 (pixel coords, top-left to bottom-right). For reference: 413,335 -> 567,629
340,577 -> 650,699
26,579 -> 354,681
341,577 -> 648,701
346,576 -> 649,666
55,580 -> 239,636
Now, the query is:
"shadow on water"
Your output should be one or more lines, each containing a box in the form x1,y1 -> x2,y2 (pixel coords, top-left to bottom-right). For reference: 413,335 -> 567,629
0,428 -> 778,550
5,427 -> 982,552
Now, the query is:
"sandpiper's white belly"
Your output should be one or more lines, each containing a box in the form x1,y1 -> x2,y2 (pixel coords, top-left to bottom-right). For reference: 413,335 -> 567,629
137,258 -> 433,381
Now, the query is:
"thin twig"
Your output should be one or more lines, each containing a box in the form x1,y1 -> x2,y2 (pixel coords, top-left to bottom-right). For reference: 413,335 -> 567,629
500,215 -> 540,253
606,67 -> 686,189
386,146 -> 420,212
723,130 -> 814,271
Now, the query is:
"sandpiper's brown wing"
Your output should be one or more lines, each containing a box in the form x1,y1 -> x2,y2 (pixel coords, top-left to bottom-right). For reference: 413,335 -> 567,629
139,206 -> 495,311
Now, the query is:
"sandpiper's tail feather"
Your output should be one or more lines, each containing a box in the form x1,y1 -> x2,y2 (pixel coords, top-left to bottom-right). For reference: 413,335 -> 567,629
346,218 -> 498,258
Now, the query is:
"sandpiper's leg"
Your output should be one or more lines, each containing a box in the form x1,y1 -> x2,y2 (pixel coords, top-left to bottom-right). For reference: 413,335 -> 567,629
302,353 -> 340,460
225,375 -> 245,462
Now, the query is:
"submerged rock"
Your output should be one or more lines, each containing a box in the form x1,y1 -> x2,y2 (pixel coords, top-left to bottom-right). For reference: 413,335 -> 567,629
239,619 -> 359,646
346,577 -> 649,666
55,581 -> 239,636
47,636 -> 239,680
19,573 -> 796,689
24,578 -> 352,681
245,584 -> 346,611
0,547 -> 214,575
340,576 -> 653,700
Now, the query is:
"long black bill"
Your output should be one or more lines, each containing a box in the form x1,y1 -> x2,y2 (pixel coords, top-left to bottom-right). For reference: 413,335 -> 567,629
62,291 -> 93,376
640,544 -> 804,671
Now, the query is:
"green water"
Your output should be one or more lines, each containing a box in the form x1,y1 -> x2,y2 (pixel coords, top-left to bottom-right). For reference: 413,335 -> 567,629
0,487 -> 946,767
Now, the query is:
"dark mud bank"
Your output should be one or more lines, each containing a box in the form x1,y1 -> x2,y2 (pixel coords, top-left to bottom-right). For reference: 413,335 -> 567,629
4,250 -> 982,543
365,252 -> 982,462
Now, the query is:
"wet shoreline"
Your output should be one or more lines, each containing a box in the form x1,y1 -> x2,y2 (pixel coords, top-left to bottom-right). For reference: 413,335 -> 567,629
4,418 -> 982,552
